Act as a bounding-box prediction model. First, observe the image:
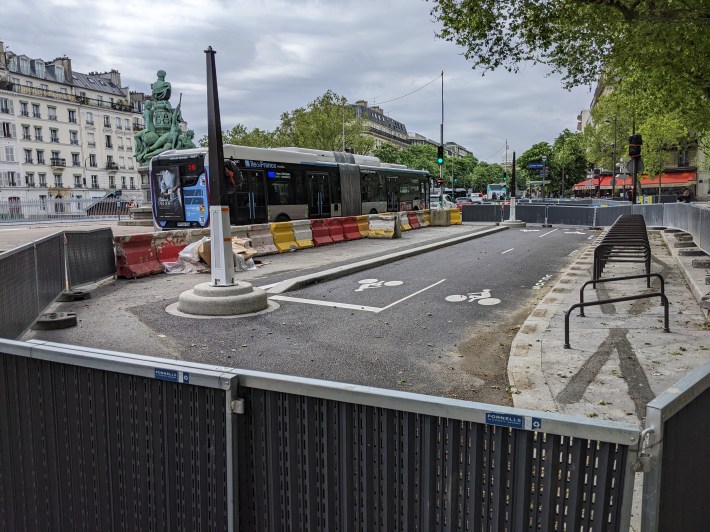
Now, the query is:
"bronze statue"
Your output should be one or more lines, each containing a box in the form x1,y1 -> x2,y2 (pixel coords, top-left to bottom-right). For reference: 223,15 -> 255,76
134,70 -> 196,165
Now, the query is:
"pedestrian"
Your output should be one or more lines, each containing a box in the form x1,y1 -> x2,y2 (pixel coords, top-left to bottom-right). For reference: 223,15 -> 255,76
677,188 -> 692,203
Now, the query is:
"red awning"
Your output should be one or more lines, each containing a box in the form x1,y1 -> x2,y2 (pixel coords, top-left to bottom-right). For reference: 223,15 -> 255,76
638,171 -> 696,186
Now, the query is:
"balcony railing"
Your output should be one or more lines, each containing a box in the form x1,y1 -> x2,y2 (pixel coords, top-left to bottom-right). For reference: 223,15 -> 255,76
50,158 -> 66,168
50,138 -> 60,143
20,111 -> 29,117
68,118 -> 77,123
106,163 -> 119,173
132,123 -> 144,131
32,113 -> 41,118
3,84 -> 140,115
35,136 -> 43,141
70,139 -> 79,145
48,116 -> 58,121
87,142 -> 96,148
0,107 -> 10,114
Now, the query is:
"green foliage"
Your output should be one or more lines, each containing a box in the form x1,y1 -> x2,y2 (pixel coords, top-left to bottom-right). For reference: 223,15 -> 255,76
470,161 -> 505,193
517,142 -> 553,192
273,90 -> 375,153
551,130 -> 589,192
431,0 -> 710,133
638,115 -> 688,193
373,143 -> 403,164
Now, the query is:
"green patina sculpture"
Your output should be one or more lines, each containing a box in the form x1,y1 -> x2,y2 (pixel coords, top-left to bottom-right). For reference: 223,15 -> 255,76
134,70 -> 196,165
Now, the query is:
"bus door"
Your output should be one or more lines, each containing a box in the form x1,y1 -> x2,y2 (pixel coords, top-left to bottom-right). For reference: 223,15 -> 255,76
386,176 -> 399,212
307,172 -> 331,218
234,169 -> 268,224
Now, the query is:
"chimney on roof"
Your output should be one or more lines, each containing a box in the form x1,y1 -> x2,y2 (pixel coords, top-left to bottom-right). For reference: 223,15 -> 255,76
50,56 -> 73,82
371,106 -> 383,114
355,100 -> 368,107
97,69 -> 122,88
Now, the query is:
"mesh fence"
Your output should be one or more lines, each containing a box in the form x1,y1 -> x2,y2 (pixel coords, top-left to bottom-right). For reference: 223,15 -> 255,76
65,228 -> 116,287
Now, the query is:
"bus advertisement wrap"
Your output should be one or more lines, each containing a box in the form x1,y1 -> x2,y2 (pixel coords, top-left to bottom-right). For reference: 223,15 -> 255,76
153,166 -> 183,221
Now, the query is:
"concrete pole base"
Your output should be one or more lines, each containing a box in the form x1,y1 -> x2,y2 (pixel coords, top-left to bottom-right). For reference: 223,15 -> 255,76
178,281 -> 268,316
500,220 -> 527,228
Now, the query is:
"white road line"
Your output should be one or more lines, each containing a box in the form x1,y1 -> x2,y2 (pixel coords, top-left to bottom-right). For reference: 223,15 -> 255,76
501,248 -> 514,254
379,279 -> 447,312
539,228 -> 558,238
257,282 -> 278,290
268,295 -> 382,313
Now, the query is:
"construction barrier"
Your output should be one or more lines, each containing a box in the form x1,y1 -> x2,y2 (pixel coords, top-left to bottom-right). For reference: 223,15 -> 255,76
325,217 -> 345,243
152,230 -> 189,263
311,219 -> 334,246
341,216 -> 362,241
114,234 -> 163,279
368,214 -> 399,239
185,228 -> 210,244
407,211 -> 421,229
398,211 -> 412,231
417,209 -> 430,227
448,208 -> 462,225
270,221 -> 298,253
230,225 -> 250,240
292,219 -> 314,249
356,215 -> 370,238
247,224 -> 279,255
429,208 -> 451,226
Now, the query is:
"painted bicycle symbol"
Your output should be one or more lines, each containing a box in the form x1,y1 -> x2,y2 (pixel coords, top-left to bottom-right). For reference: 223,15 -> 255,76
445,289 -> 501,305
355,278 -> 404,292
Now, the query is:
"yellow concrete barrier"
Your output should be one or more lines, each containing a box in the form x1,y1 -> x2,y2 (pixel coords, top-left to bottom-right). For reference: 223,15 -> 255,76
398,211 -> 412,231
449,208 -> 462,225
269,221 -> 297,253
368,214 -> 399,238
357,215 -> 370,238
417,209 -> 430,227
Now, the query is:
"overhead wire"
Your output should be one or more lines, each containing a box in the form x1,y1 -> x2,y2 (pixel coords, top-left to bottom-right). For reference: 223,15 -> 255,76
370,73 -> 442,106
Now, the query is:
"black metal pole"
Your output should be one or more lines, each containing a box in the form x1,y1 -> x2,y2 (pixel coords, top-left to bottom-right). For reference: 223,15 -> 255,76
205,46 -> 225,207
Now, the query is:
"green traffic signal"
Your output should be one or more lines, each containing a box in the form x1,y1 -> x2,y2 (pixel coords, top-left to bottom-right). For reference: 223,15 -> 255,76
437,145 -> 444,165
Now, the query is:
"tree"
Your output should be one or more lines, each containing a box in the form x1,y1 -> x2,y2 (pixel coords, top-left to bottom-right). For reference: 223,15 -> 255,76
470,161 -> 505,193
638,114 -> 688,200
551,130 -> 589,194
431,1 -> 710,133
373,143 -> 403,164
517,143 -> 553,193
273,90 -> 375,153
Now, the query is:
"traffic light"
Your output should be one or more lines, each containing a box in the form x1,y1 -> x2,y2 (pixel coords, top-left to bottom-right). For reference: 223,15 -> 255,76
502,173 -> 507,183
437,145 -> 444,165
629,134 -> 642,158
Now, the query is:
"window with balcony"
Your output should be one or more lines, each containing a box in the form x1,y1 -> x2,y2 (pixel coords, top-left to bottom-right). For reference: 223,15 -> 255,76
2,171 -> 18,187
103,116 -> 111,128
2,122 -> 16,138
89,154 -> 97,167
106,135 -> 113,149
22,125 -> 30,140
4,146 -> 14,162
48,107 -> 57,121
20,102 -> 29,117
119,156 -> 125,168
115,117 -> 122,129
24,149 -> 33,163
39,195 -> 47,209
124,118 -> 130,130
109,175 -> 115,188
86,111 -> 94,125
34,126 -> 42,141
26,173 -> 35,187
0,97 -> 13,114
54,174 -> 63,187
121,176 -> 127,189
36,150 -> 45,164
25,81 -> 33,88
68,110 -> 77,123
72,153 -> 80,167
50,129 -> 59,143
39,173 -> 47,187
69,131 -> 79,145
130,176 -> 135,189
32,103 -> 40,118
91,175 -> 98,188
74,175 -> 82,188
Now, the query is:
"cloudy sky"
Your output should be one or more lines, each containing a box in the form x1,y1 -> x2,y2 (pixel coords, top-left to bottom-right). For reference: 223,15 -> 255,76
3,0 -> 593,163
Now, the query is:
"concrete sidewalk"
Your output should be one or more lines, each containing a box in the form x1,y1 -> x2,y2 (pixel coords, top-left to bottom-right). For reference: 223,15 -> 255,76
508,228 -> 709,421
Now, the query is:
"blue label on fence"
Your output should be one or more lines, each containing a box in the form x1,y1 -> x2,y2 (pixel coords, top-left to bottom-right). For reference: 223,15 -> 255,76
182,373 -> 190,384
531,417 -> 542,430
486,412 -> 524,429
154,368 -> 179,382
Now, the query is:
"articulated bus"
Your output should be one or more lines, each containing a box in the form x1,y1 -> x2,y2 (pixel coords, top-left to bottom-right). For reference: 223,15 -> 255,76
149,145 -> 431,229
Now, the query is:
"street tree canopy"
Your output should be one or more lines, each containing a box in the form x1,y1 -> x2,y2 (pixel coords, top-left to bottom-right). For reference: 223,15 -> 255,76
431,0 -> 710,131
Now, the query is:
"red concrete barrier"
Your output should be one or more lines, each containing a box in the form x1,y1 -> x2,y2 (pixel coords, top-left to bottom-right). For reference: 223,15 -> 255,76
153,230 -> 189,263
325,218 -> 345,243
341,216 -> 362,240
407,211 -> 421,229
311,219 -> 334,246
114,234 -> 163,278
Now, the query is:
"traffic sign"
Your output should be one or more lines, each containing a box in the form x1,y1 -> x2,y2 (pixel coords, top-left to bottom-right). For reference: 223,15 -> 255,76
527,163 -> 544,169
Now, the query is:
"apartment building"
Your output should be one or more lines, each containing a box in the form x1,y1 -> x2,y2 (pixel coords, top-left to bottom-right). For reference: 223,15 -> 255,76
0,40 -> 144,204
352,100 -> 410,149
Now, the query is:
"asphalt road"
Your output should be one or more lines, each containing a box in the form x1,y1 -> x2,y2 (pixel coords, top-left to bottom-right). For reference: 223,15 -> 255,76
131,226 -> 594,397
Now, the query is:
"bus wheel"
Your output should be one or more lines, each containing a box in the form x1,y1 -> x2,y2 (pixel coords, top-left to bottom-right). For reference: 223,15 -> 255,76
369,208 -> 378,215
275,214 -> 291,222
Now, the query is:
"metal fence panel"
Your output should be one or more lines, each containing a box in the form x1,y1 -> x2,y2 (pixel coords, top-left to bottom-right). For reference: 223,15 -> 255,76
35,233 -> 66,311
547,206 -> 595,226
662,203 -> 709,253
0,342 -> 234,532
236,385 -> 635,531
516,204 -> 547,223
65,228 -> 116,287
632,204 -> 665,226
460,204 -> 501,222
0,245 -> 39,339
642,361 -> 710,531
0,198 -> 142,224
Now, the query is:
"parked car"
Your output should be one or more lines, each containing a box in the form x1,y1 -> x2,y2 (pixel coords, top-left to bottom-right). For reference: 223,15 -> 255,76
468,193 -> 485,204
430,194 -> 456,209
455,197 -> 473,210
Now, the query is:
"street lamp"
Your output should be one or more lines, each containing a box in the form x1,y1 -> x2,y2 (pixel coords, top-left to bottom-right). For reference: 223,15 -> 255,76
541,155 -> 547,200
605,117 -> 618,197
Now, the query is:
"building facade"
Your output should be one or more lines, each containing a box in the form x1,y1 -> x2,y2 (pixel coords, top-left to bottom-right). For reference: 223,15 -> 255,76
0,41 -> 144,205
352,100 -> 410,149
